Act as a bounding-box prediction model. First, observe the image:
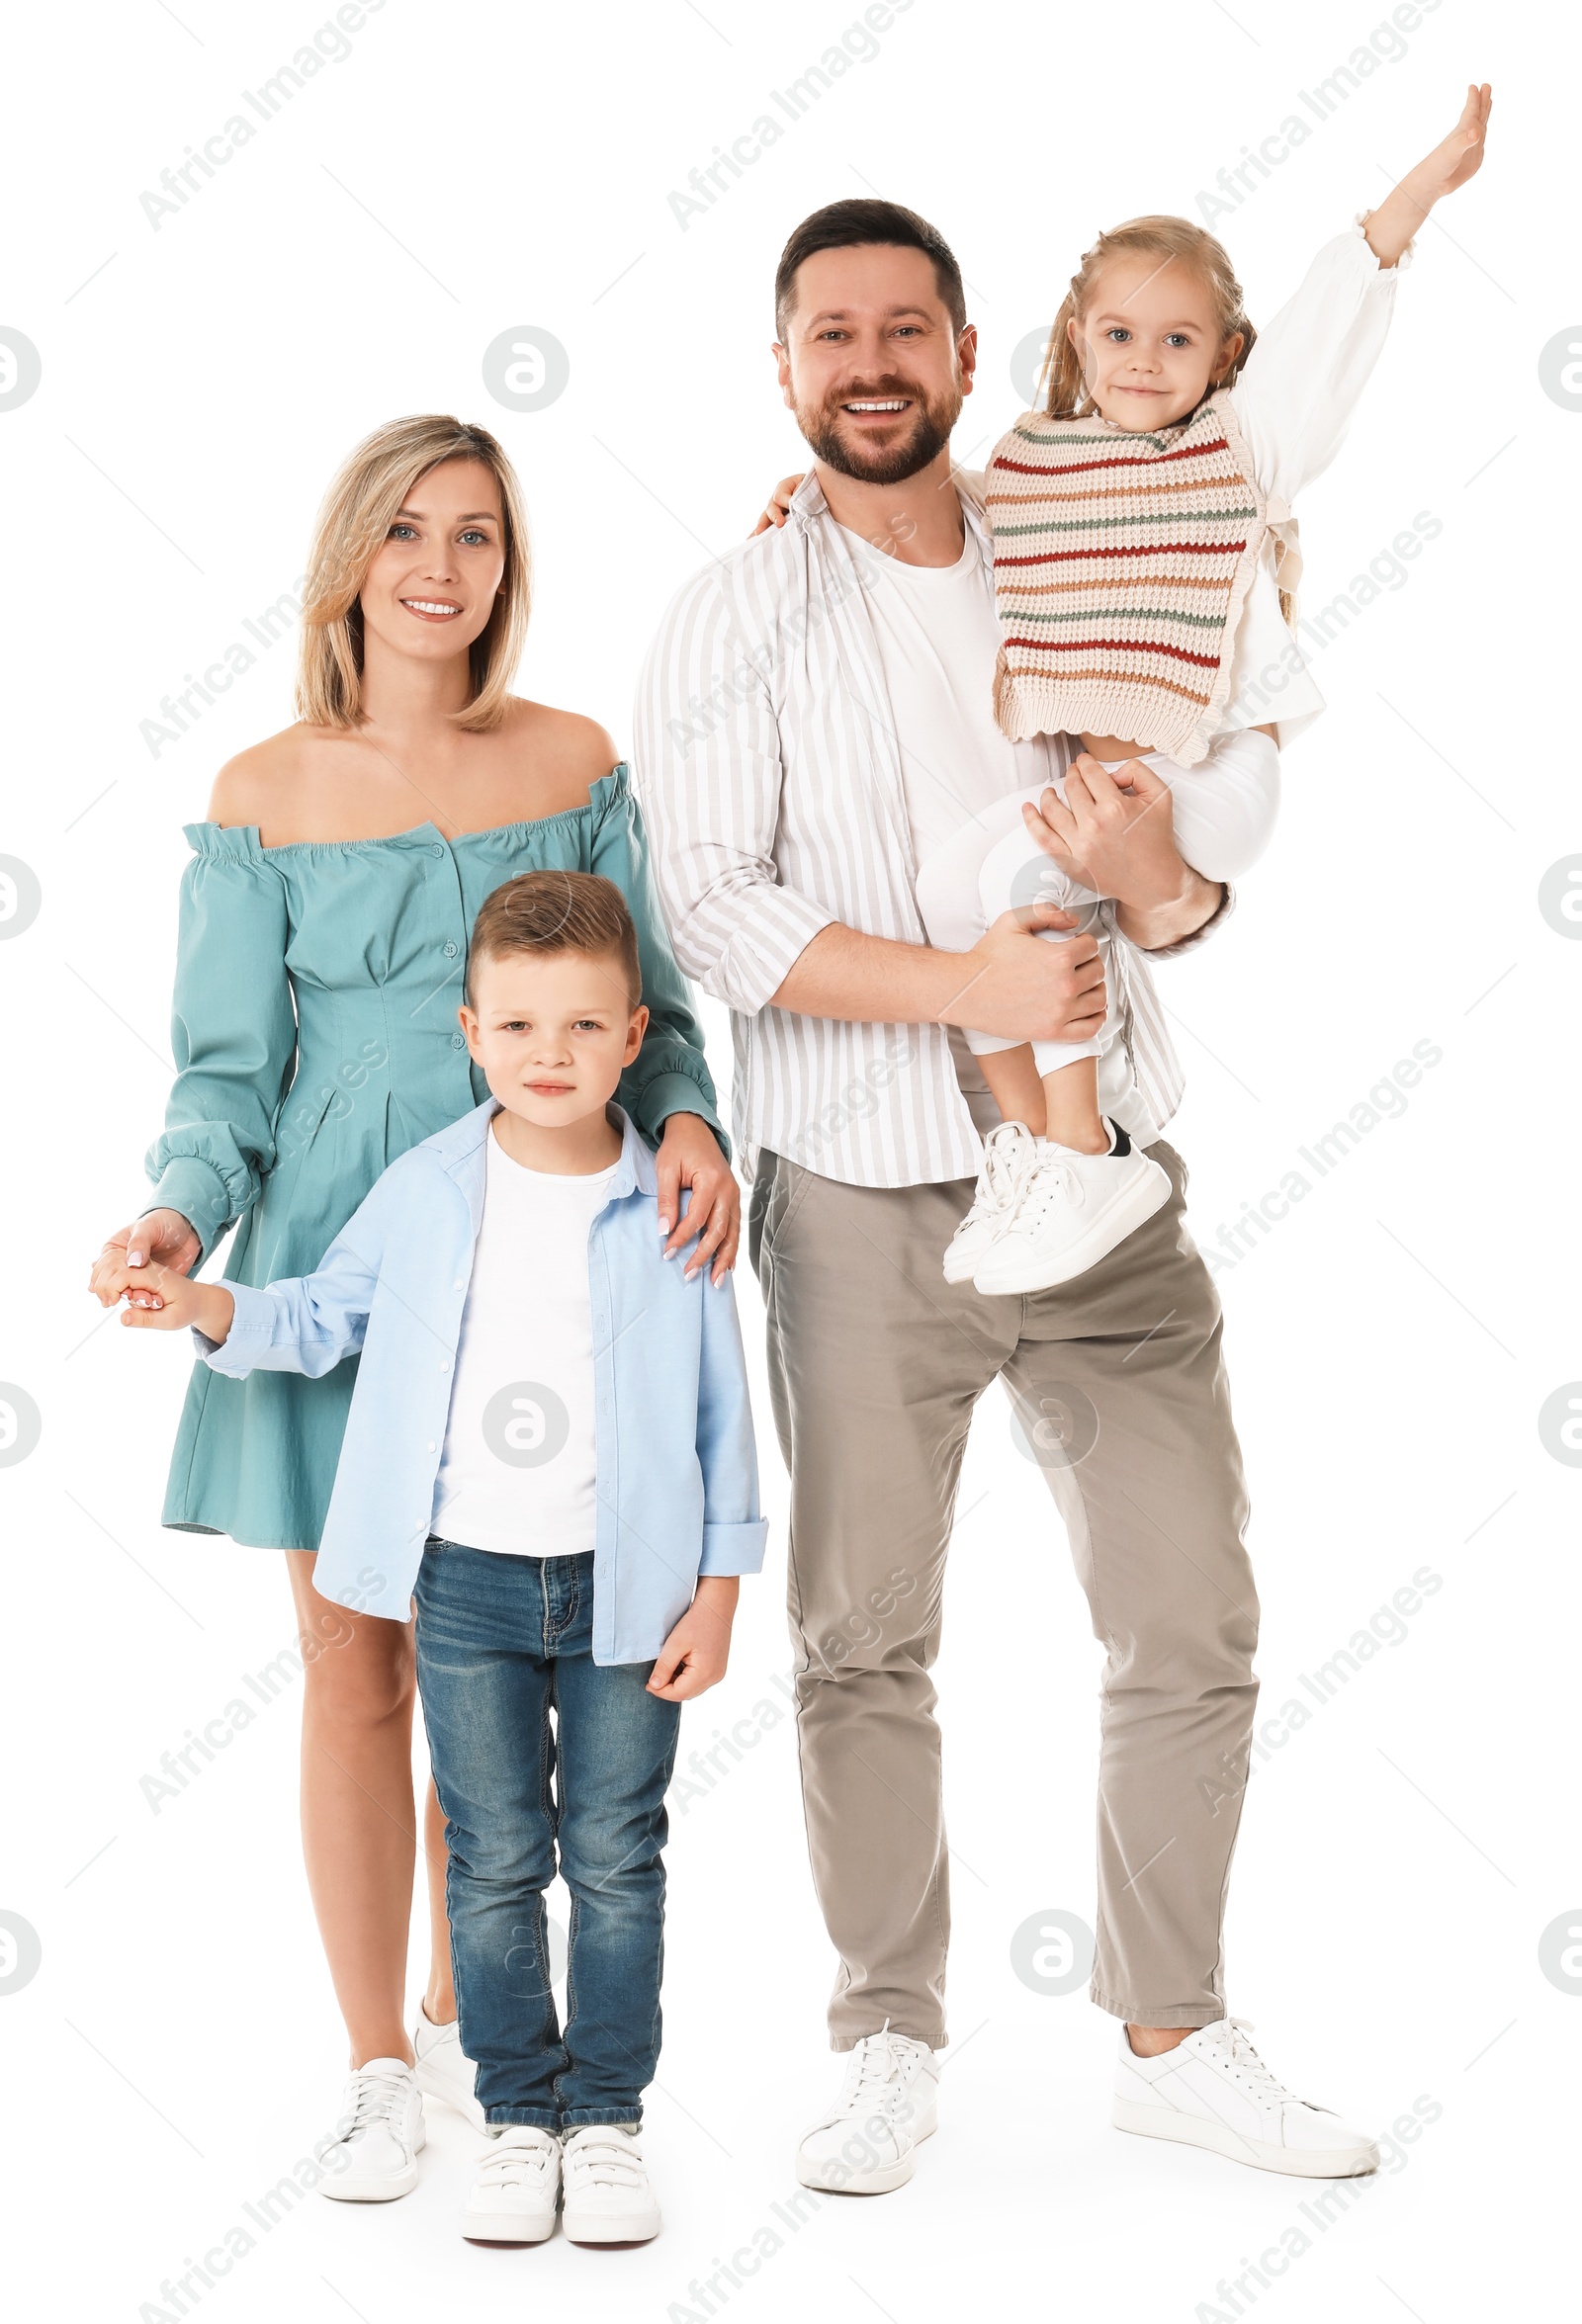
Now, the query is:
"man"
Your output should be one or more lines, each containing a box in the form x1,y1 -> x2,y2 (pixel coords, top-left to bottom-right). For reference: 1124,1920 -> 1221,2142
633,199 -> 1375,2190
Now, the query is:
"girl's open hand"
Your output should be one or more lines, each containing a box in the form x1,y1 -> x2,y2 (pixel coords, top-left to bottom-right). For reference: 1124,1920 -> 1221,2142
1414,83 -> 1493,204
1367,85 -> 1491,265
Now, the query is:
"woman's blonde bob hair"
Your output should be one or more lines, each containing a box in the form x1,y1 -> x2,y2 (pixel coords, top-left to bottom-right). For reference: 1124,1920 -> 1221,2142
296,414 -> 531,732
1042,215 -> 1257,421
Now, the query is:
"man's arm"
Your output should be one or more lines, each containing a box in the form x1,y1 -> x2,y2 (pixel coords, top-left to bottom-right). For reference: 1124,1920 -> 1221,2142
631,559 -> 1107,1043
771,911 -> 1107,1044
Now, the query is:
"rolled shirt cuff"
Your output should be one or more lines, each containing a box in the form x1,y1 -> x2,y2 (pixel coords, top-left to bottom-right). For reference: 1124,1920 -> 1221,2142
709,889 -> 835,1016
697,1517 -> 769,1577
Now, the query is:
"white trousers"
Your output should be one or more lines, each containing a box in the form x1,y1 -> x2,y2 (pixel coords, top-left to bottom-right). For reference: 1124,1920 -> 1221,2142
914,729 -> 1281,1076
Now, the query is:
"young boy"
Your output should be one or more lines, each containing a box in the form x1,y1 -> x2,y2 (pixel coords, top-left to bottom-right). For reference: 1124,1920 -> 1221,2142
111,870 -> 766,2247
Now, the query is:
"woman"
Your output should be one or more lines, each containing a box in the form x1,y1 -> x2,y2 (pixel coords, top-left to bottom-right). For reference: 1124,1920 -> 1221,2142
88,414 -> 738,2195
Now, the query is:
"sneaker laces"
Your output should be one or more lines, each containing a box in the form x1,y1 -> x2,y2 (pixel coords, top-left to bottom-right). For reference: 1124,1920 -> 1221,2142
1195,2020 -> 1296,2104
563,2128 -> 646,2190
961,1122 -> 1035,1228
1010,1151 -> 1084,1230
478,2128 -> 557,2188
829,2027 -> 923,2122
327,2062 -> 412,2146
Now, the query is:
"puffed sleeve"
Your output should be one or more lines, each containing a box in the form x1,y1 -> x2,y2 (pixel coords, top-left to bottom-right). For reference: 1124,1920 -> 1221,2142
590,769 -> 728,1157
142,824 -> 298,1265
1227,221 -> 1406,507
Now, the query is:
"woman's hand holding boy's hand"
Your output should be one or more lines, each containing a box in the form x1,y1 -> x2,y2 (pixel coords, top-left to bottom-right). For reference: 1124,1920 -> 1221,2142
88,1208 -> 201,1310
99,1258 -> 235,1343
647,1576 -> 740,1701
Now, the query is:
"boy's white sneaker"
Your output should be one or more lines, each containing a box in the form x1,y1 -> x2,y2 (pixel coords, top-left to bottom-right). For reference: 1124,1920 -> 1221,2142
462,2125 -> 561,2243
972,1128 -> 1171,1294
796,2027 -> 939,2194
1113,2020 -> 1380,2178
942,1120 -> 1040,1285
316,2058 -> 426,2200
560,2125 -> 661,2244
412,2005 -> 485,2131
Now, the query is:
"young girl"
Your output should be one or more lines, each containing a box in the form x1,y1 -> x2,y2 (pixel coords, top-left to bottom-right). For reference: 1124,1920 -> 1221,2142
758,84 -> 1490,1293
945,85 -> 1493,1290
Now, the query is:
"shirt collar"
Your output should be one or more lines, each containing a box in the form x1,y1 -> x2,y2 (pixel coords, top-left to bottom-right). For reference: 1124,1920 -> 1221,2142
790,462 -> 989,555
438,1097 -> 654,1225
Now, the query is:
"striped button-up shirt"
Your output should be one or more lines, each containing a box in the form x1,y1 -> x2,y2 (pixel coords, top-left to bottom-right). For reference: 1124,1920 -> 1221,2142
632,474 -> 1219,1189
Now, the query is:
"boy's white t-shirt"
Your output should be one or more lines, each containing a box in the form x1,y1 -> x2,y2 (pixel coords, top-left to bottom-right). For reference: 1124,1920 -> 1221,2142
431,1127 -> 616,1558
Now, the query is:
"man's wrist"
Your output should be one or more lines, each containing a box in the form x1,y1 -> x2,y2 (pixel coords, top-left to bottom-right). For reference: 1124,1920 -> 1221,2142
1114,871 -> 1226,952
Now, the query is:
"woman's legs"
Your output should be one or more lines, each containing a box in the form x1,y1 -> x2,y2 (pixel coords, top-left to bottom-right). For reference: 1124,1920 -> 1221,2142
285,1550 -> 453,2066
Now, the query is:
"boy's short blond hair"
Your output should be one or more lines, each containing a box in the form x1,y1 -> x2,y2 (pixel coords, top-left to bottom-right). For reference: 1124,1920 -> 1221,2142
467,871 -> 642,1008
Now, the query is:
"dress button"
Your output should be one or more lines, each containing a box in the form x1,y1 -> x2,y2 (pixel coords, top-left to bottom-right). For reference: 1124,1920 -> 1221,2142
430,842 -> 445,859
450,1032 -> 466,1050
444,940 -> 459,958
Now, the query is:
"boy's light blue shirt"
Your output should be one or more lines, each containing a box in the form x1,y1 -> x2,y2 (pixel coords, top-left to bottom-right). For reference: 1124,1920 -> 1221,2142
200,1101 -> 767,1662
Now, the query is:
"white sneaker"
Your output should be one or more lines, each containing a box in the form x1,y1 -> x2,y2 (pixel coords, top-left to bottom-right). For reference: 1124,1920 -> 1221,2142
412,2005 -> 485,2131
560,2125 -> 661,2244
1113,2020 -> 1380,2178
942,1120 -> 1040,1285
463,2125 -> 561,2243
972,1130 -> 1171,1294
316,2058 -> 426,2201
796,2027 -> 939,2195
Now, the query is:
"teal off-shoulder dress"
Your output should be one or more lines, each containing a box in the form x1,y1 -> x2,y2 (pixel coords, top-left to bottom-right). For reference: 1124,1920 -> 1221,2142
146,764 -> 725,1550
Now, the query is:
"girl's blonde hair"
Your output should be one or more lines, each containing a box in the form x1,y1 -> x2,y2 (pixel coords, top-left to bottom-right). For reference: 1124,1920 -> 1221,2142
296,413 -> 531,732
1041,215 -> 1257,420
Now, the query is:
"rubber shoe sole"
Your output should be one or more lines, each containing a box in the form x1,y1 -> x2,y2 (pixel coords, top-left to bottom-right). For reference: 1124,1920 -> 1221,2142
1112,2097 -> 1378,2178
318,2125 -> 425,2203
973,1161 -> 1171,1294
562,2200 -> 661,2245
463,2203 -> 558,2244
795,2118 -> 934,2195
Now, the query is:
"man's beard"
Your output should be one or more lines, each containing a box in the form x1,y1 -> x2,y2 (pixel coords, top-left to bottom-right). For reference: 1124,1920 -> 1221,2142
796,376 -> 961,485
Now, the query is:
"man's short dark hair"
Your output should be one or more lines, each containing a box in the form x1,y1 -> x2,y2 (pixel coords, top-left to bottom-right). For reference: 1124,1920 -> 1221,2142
774,199 -> 966,341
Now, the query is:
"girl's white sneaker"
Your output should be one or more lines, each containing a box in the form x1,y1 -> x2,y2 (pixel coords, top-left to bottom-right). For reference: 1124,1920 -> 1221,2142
942,1120 -> 1040,1284
463,2125 -> 561,2243
316,2059 -> 426,2201
972,1130 -> 1171,1294
561,2125 -> 661,2244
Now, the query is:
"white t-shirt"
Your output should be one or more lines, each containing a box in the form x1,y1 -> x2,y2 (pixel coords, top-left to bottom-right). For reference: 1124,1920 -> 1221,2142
431,1128 -> 617,1558
841,518 -> 1048,871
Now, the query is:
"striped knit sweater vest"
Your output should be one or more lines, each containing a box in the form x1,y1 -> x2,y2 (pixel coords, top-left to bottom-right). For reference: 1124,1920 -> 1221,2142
987,391 -> 1273,768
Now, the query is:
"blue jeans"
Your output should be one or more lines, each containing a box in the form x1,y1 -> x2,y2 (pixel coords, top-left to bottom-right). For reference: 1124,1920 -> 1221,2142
413,1540 -> 680,2128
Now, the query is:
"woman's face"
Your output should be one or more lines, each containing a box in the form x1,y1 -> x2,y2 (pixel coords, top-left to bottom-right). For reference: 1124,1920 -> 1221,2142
358,457 -> 507,669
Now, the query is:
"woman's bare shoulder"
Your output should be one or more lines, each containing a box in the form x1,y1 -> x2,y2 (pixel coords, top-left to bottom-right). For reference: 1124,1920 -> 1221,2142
206,724 -> 342,825
497,699 -> 623,810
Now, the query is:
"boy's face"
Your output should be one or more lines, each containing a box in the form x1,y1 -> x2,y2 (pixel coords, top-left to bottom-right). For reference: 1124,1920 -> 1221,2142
459,948 -> 647,1130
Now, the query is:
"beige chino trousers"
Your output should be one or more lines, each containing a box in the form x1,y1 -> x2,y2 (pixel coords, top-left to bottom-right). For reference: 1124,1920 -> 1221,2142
750,1141 -> 1259,2047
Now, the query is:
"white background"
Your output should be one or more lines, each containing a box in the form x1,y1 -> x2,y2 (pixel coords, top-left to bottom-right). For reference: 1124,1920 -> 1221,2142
0,2 -> 1575,2319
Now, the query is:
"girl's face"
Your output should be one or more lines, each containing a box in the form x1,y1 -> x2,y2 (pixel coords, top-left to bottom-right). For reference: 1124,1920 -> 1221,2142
358,457 -> 507,668
1068,255 -> 1243,432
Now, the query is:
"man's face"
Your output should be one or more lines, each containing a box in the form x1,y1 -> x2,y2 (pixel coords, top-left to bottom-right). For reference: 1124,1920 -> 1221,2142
774,243 -> 975,485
